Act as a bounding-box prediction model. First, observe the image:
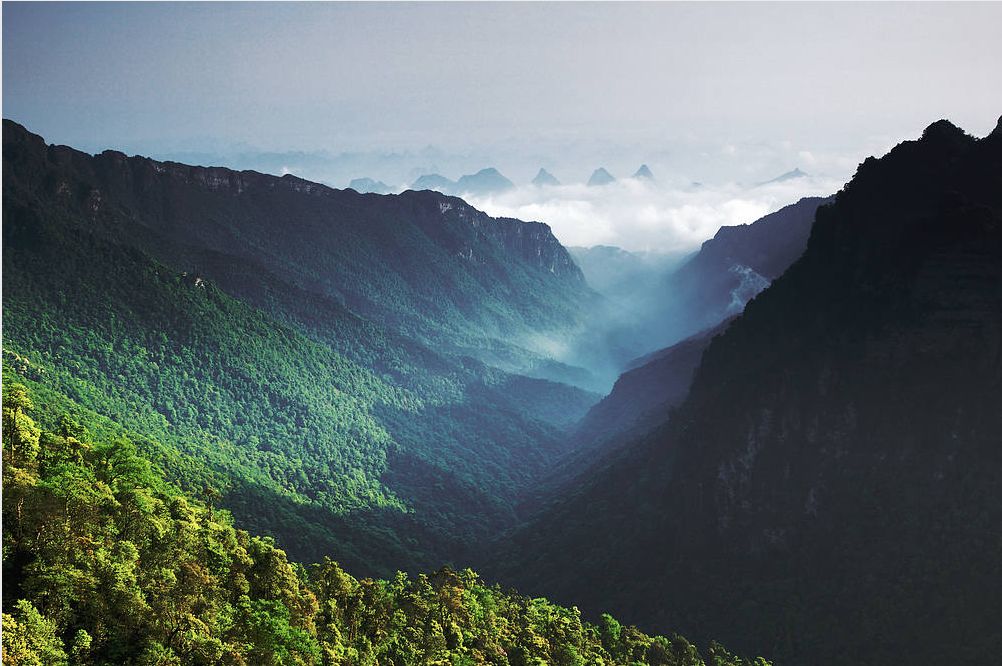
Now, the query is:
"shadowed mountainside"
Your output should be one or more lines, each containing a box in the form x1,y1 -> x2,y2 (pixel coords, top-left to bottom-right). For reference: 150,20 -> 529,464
499,118 -> 1002,665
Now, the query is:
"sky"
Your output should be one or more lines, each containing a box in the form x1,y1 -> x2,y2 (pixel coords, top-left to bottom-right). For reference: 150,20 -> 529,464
4,2 -> 1001,251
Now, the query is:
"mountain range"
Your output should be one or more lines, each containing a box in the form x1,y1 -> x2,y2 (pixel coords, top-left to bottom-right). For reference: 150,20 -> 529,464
1,119 -> 597,576
5,115 -> 1001,666
410,167 -> 515,196
497,118 -> 1002,665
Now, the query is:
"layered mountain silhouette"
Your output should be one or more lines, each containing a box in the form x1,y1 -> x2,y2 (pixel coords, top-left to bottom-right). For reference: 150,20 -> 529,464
411,172 -> 456,192
410,167 -> 515,196
587,167 -> 616,186
662,195 -> 832,335
499,118 -> 1002,665
455,167 -> 515,195
756,167 -> 808,186
348,176 -> 392,194
593,196 -> 829,368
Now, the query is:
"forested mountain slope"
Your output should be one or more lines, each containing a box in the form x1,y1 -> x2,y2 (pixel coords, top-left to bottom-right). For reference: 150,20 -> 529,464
500,119 -> 1002,665
2,120 -> 597,576
1,385 -> 770,665
3,120 -> 593,373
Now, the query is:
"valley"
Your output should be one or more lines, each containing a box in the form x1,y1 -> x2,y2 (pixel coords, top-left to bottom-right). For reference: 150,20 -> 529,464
4,116 -> 1001,665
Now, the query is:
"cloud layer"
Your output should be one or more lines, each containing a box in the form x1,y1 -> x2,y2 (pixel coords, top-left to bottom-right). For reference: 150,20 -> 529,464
464,175 -> 842,254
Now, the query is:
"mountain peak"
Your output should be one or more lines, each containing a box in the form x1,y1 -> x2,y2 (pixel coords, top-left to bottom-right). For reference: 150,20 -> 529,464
532,168 -> 561,187
348,177 -> 391,194
411,173 -> 456,192
631,164 -> 655,180
920,118 -> 966,141
455,167 -> 514,195
756,167 -> 808,187
587,167 -> 616,187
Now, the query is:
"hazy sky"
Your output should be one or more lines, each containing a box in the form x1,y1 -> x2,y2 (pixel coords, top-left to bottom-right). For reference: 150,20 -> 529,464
4,2 -> 1001,250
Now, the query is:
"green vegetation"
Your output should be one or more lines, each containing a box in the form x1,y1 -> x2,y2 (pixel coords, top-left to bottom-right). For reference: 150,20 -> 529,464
2,385 -> 767,666
2,136 -> 596,574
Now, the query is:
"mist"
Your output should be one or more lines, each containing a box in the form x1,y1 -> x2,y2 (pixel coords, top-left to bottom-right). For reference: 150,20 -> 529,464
464,172 -> 840,254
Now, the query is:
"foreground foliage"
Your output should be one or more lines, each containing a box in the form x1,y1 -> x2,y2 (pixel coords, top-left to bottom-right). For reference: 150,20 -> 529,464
2,385 -> 766,666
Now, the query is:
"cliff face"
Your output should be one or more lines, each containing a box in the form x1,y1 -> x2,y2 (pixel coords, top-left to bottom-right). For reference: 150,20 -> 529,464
3,120 -> 588,359
502,119 -> 1002,665
661,195 -> 832,337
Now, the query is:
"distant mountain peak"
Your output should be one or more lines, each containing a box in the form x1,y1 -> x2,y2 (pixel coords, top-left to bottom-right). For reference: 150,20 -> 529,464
532,168 -> 560,187
587,167 -> 616,187
455,167 -> 515,195
348,177 -> 391,194
411,173 -> 456,192
632,164 -> 655,180
756,167 -> 808,187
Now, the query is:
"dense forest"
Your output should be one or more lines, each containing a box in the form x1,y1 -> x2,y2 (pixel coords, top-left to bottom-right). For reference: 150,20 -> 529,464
2,384 -> 768,666
7,115 -> 1001,665
1,119 -> 598,576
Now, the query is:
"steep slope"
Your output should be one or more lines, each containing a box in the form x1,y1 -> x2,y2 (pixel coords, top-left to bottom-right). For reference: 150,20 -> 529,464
571,319 -> 733,463
593,197 -> 828,369
1,386 -> 769,665
3,120 -> 593,371
2,120 -> 598,575
657,195 -> 831,342
522,320 -> 734,514
501,118 -> 1002,664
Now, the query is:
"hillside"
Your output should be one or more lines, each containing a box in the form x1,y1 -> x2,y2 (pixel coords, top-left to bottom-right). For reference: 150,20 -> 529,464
1,385 -> 769,665
2,120 -> 598,576
3,120 -> 591,369
499,119 -> 1002,664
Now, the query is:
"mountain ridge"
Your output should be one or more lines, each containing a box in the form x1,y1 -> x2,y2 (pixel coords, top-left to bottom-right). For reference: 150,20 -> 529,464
499,118 -> 1002,665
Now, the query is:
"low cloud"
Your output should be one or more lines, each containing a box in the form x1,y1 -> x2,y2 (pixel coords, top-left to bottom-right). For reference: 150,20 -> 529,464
464,175 -> 841,253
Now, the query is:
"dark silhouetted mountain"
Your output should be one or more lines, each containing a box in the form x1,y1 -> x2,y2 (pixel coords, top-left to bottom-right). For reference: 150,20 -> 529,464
525,319 -> 734,511
587,167 -> 616,186
499,118 -> 1002,665
756,167 -> 807,186
632,164 -> 655,180
455,167 -> 515,195
532,167 -> 561,187
2,119 -> 598,576
411,172 -> 456,192
348,176 -> 392,193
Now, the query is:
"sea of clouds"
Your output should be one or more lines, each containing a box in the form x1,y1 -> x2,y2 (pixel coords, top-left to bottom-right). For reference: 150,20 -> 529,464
463,174 -> 843,254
